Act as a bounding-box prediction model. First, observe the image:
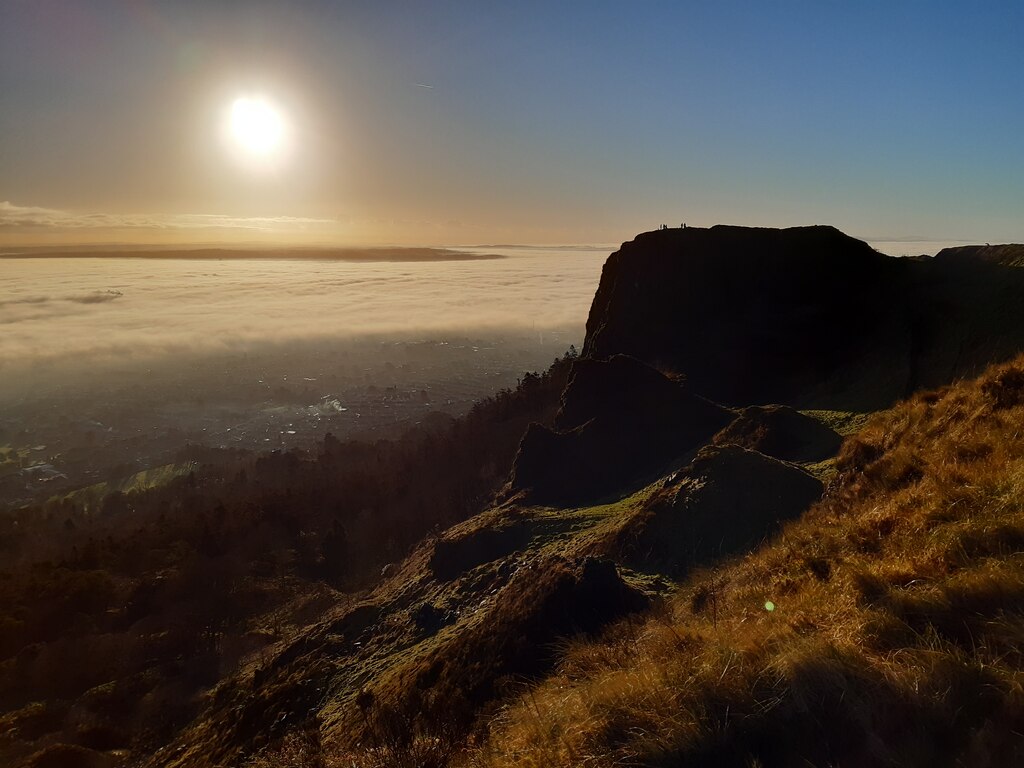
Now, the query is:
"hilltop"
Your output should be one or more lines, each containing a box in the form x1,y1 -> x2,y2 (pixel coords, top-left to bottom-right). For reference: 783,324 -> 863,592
3,225 -> 1024,768
584,225 -> 1024,409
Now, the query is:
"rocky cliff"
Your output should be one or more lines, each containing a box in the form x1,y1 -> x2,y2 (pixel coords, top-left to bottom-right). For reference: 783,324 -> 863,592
582,225 -> 1024,410
510,355 -> 731,504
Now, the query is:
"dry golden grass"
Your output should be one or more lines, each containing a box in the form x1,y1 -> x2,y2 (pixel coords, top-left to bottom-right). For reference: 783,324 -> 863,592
471,358 -> 1024,767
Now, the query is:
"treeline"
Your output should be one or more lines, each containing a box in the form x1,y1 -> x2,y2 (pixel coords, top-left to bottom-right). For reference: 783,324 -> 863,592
0,349 -> 576,762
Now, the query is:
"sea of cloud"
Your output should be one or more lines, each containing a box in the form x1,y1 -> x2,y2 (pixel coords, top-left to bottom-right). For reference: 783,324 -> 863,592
0,247 -> 609,389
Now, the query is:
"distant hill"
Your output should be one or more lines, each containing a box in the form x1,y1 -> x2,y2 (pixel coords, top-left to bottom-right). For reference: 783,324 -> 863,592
0,246 -> 503,261
583,225 -> 1024,410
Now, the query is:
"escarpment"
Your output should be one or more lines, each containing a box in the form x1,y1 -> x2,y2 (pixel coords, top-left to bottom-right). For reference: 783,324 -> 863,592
582,225 -> 1024,410
510,355 -> 731,504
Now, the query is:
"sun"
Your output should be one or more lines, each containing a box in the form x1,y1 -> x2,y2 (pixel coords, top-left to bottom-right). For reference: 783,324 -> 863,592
230,97 -> 283,154
223,95 -> 290,170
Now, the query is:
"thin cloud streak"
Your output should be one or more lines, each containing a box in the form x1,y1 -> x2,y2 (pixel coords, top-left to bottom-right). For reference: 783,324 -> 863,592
0,202 -> 337,233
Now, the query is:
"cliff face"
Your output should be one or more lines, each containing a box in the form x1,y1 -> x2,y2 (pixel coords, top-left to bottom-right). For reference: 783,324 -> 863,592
582,225 -> 1024,410
510,355 -> 731,504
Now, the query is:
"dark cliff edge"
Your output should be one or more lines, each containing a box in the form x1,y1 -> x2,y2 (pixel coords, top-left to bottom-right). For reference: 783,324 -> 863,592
582,225 -> 1024,410
510,355 -> 731,504
936,243 -> 1024,268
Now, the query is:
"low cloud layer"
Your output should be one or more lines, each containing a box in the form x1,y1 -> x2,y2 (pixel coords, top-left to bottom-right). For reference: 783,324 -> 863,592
0,247 -> 608,391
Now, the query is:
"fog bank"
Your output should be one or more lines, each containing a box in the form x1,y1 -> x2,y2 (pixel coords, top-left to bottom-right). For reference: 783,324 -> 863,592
0,246 -> 607,392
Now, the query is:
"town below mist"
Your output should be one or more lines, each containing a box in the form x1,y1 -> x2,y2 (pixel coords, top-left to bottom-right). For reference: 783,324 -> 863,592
0,246 -> 607,511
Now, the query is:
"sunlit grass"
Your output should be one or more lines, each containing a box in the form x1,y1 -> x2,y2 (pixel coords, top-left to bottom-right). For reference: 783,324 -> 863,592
472,358 -> 1024,767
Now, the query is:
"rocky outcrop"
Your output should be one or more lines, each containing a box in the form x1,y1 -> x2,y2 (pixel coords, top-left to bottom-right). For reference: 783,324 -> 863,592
615,444 -> 823,575
712,405 -> 842,463
510,355 -> 732,504
402,556 -> 647,710
511,226 -> 1024,507
429,520 -> 531,581
583,226 -> 1024,410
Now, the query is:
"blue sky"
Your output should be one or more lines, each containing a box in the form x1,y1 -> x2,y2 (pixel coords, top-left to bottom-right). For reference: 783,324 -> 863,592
1,1 -> 1021,245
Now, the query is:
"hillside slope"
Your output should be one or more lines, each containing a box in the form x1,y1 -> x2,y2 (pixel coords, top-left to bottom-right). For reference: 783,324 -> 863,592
0,359 -> 577,768
474,358 -> 1024,767
937,243 -> 1024,268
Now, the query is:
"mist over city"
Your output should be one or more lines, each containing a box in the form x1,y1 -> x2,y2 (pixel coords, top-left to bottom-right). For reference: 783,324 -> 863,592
0,245 -> 607,511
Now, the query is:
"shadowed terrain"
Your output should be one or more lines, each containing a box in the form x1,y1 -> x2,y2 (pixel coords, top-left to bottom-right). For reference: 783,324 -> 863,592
935,242 -> 1024,267
5,226 -> 1024,767
584,225 -> 1024,409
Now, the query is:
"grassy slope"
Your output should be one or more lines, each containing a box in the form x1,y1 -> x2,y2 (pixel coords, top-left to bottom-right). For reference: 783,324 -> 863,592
228,412 -> 847,768
472,358 -> 1024,767
142,358 -> 1023,768
229,411 -> 856,767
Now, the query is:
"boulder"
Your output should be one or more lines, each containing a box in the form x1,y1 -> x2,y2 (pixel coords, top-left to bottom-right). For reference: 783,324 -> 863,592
712,404 -> 842,463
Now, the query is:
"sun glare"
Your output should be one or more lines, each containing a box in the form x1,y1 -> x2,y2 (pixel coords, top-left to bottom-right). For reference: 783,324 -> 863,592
224,95 -> 289,170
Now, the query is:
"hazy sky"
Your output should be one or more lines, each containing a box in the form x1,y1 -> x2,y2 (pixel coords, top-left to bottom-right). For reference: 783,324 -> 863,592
1,1 -> 1022,246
